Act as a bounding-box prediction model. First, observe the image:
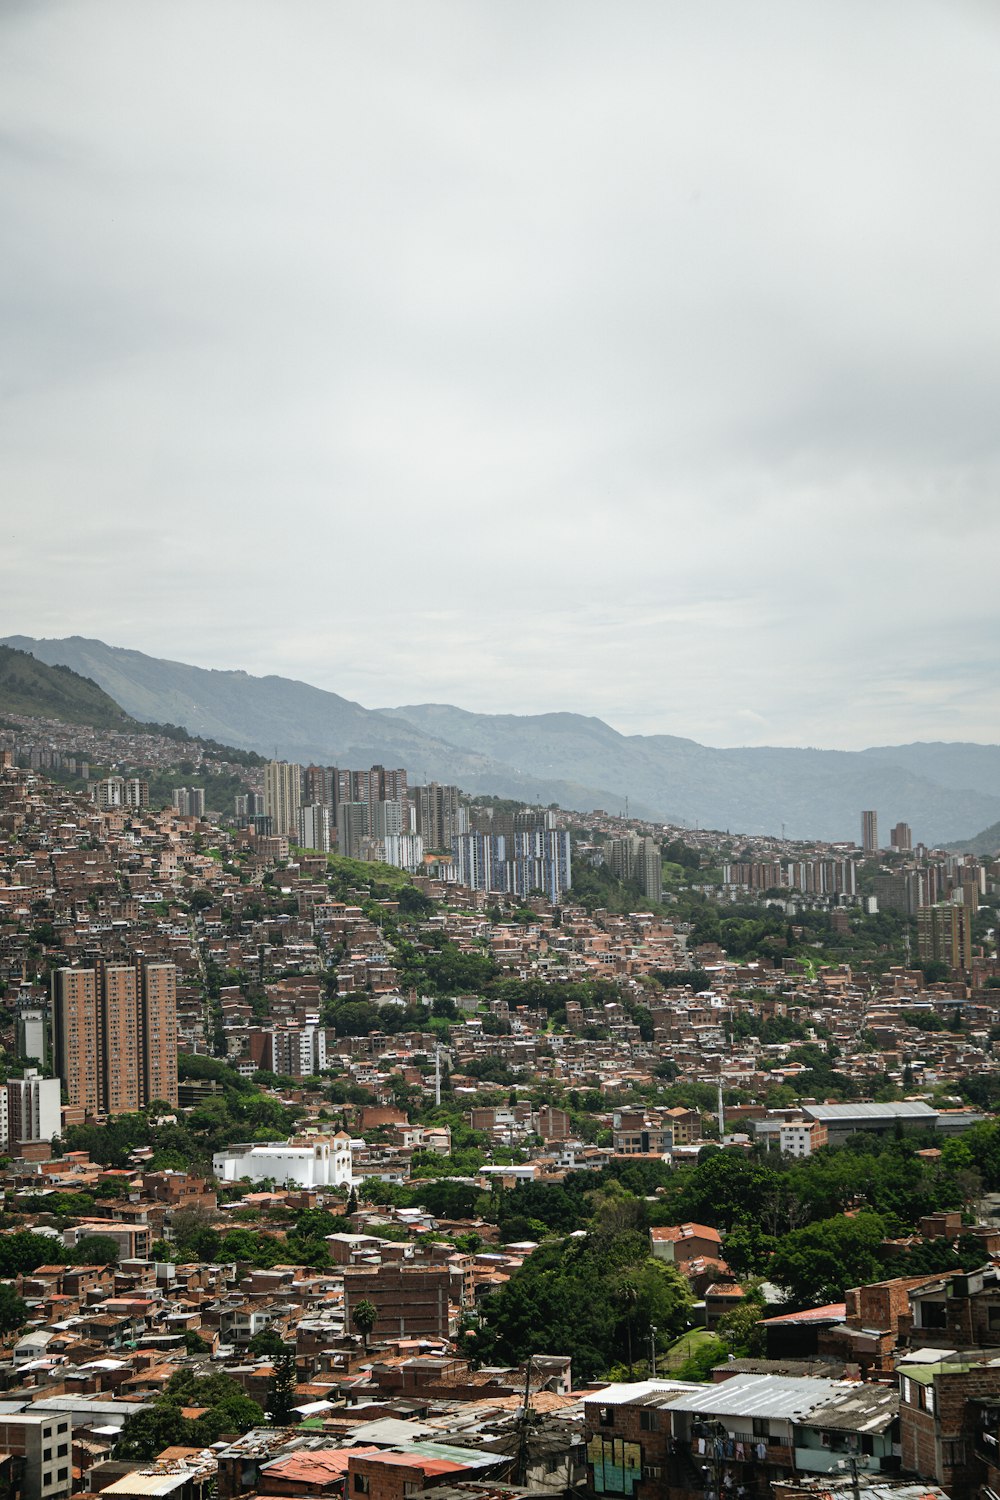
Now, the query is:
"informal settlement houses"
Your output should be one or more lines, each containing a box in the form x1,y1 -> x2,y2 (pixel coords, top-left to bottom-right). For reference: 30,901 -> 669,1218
0,735 -> 1000,1498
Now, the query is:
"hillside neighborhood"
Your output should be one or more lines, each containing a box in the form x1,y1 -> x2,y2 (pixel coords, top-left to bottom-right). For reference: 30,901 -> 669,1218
0,702 -> 997,1500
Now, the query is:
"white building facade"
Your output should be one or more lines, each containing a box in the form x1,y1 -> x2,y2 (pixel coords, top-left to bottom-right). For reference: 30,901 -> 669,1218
212,1134 -> 353,1188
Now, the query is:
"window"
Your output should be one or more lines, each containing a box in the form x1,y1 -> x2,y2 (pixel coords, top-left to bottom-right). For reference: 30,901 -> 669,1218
752,1419 -> 770,1438
600,1407 -> 615,1428
58,1470 -> 68,1483
640,1410 -> 659,1431
921,1301 -> 947,1330
57,1445 -> 67,1457
354,1476 -> 370,1494
43,1450 -> 51,1462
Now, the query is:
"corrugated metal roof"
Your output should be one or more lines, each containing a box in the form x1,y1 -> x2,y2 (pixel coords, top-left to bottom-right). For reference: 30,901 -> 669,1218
805,1384 -> 899,1435
264,1448 -> 379,1482
665,1374 -> 843,1421
98,1478 -> 188,1498
804,1102 -> 937,1122
581,1380 -> 699,1408
762,1303 -> 846,1325
99,1463 -> 215,1499
349,1418 -> 436,1444
405,1442 -> 502,1469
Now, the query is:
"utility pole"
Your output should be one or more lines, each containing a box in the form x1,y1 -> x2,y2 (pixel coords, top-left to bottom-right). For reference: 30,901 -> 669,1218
516,1355 -> 534,1484
435,1041 -> 441,1107
649,1325 -> 657,1377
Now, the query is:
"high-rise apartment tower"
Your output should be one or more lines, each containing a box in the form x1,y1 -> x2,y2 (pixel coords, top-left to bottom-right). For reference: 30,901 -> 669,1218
264,761 -> 302,838
53,960 -> 179,1117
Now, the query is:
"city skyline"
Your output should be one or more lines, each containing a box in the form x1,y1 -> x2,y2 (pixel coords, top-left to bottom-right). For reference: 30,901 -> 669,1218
4,2 -> 1000,750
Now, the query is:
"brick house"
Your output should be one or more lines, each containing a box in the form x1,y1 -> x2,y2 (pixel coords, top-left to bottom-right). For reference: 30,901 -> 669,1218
898,1352 -> 1000,1493
342,1263 -> 453,1340
346,1445 -> 503,1500
582,1380 -> 700,1500
649,1224 -> 724,1269
905,1264 -> 1000,1349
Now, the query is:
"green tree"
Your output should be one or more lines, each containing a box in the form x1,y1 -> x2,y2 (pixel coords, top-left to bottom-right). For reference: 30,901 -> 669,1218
669,1149 -> 781,1232
0,1284 -> 29,1335
716,1288 -> 766,1358
769,1211 -> 888,1307
614,1276 -> 639,1376
194,1395 -> 265,1444
414,1179 -> 482,1220
476,1233 -> 691,1381
722,1224 -> 779,1279
248,1327 -> 291,1358
352,1299 -> 378,1351
675,1335 -> 729,1382
0,1232 -> 67,1278
70,1234 -> 120,1266
114,1405 -> 193,1460
267,1351 -> 299,1425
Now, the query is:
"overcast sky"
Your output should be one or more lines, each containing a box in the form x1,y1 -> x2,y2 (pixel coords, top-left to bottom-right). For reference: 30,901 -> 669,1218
3,1 -> 999,750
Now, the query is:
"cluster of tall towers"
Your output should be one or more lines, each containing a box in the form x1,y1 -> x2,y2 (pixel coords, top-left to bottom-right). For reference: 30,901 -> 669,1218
451,809 -> 573,904
264,761 -> 411,851
52,959 -> 179,1116
263,760 -> 465,861
861,810 -> 913,854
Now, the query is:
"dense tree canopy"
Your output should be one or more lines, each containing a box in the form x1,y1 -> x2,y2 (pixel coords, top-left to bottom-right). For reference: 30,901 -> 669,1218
472,1229 -> 692,1381
114,1372 -> 264,1457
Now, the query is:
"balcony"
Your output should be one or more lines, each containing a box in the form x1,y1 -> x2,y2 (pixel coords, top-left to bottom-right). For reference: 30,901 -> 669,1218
689,1439 -> 794,1470
794,1448 -> 878,1477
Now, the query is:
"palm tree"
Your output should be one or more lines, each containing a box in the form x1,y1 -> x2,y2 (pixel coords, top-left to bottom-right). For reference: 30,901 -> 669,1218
351,1299 -> 378,1352
614,1277 -> 640,1376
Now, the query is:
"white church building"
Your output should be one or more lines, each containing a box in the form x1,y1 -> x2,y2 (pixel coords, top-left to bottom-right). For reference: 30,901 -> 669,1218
212,1132 -> 354,1189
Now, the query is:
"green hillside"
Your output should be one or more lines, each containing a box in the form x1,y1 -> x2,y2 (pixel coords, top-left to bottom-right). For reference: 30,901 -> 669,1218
0,645 -> 136,729
945,820 -> 1000,856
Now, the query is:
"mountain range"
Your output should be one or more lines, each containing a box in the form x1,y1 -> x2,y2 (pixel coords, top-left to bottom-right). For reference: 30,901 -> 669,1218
4,634 -> 1000,848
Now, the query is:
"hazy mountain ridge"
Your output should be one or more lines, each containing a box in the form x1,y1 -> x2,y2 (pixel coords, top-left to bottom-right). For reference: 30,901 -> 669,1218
388,704 -> 1000,844
2,637 -> 633,818
6,635 -> 1000,845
